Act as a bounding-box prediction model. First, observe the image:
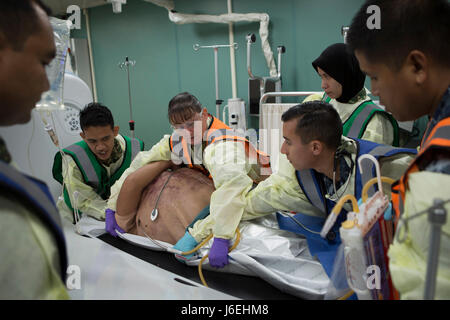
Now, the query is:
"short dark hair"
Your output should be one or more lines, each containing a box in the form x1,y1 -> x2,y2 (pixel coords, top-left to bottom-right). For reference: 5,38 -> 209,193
281,101 -> 342,150
80,103 -> 114,131
346,0 -> 450,70
0,0 -> 52,50
168,92 -> 203,125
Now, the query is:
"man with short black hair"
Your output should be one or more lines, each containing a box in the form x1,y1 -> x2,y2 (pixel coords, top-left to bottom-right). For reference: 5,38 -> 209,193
0,0 -> 69,299
52,102 -> 144,222
347,0 -> 450,299
243,101 -> 416,278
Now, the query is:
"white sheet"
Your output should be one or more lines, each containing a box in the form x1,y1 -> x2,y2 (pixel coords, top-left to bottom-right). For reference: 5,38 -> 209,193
63,217 -> 236,299
118,214 -> 336,300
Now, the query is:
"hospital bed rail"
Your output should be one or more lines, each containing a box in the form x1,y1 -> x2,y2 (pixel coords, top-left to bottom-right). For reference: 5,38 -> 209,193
258,91 -> 322,170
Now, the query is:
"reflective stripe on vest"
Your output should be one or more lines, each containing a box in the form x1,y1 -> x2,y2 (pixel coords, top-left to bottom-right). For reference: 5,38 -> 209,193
324,94 -> 399,145
359,144 -> 401,197
346,102 -> 381,138
169,116 -> 270,174
170,131 -> 194,166
169,115 -> 226,169
296,140 -> 416,215
206,128 -> 271,169
64,143 -> 100,189
56,135 -> 143,217
296,169 -> 326,213
169,129 -> 209,177
423,122 -> 450,148
0,161 -> 68,281
63,135 -> 142,191
392,117 -> 450,221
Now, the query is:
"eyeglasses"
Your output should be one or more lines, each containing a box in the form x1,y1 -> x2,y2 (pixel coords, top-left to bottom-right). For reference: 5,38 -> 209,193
170,112 -> 203,130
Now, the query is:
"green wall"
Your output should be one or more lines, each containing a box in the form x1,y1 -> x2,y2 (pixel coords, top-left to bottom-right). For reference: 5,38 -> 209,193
73,0 -> 366,147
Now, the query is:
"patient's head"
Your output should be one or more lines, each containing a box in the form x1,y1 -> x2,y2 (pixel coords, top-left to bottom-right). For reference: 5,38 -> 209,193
79,102 -> 119,162
168,92 -> 208,145
280,101 -> 342,171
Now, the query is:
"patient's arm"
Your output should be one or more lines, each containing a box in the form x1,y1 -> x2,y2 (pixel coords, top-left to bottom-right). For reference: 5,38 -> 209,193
115,160 -> 173,232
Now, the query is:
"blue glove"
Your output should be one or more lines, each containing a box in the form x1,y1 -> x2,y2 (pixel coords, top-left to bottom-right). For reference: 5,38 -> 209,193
384,202 -> 393,221
173,231 -> 198,263
208,237 -> 230,268
105,209 -> 125,237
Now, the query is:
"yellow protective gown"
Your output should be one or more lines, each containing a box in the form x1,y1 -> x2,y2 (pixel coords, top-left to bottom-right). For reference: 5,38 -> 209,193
189,140 -> 258,241
57,135 -> 127,221
108,126 -> 264,242
0,195 -> 69,299
388,171 -> 450,299
0,139 -> 69,299
243,137 -> 414,220
303,89 -> 395,146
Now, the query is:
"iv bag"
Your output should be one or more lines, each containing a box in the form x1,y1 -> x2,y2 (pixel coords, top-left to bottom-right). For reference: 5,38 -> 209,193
35,18 -> 72,111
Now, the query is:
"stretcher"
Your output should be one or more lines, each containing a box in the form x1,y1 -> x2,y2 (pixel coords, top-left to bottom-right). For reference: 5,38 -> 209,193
66,214 -> 335,299
62,218 -> 236,299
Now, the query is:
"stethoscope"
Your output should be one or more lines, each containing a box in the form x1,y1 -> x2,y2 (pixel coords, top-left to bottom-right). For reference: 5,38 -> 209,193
287,148 -> 355,242
150,169 -> 175,221
324,149 -> 355,202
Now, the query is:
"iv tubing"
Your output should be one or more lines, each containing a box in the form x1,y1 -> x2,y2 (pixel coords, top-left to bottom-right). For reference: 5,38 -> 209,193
331,194 -> 360,216
361,176 -> 395,203
139,225 -> 241,287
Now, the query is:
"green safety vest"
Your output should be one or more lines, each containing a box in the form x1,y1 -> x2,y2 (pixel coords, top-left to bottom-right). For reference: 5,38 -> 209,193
323,94 -> 400,147
52,134 -> 144,216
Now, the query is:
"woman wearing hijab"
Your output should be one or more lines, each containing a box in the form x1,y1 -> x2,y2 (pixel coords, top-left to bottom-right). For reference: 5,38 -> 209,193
306,43 -> 400,146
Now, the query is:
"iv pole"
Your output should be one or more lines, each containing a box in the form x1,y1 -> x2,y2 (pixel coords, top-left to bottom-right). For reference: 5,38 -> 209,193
119,56 -> 136,138
193,43 -> 238,119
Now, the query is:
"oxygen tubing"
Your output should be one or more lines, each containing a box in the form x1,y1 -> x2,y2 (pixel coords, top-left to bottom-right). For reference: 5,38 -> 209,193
196,228 -> 241,287
361,176 -> 395,202
140,225 -> 241,286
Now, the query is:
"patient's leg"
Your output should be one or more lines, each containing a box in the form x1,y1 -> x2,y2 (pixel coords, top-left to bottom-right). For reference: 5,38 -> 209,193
123,167 -> 215,245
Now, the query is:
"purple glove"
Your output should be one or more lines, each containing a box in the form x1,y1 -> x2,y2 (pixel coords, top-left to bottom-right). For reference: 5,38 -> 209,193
105,209 -> 125,237
208,237 -> 230,268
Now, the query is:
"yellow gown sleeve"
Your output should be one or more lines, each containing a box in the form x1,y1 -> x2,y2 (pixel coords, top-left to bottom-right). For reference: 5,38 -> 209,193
388,171 -> 450,299
57,156 -> 108,221
243,153 -> 324,220
189,141 -> 253,241
107,135 -> 172,211
0,195 -> 69,299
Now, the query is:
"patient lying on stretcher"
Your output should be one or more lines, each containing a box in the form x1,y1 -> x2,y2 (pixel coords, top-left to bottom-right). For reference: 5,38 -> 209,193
114,160 -> 215,245
111,160 -> 333,300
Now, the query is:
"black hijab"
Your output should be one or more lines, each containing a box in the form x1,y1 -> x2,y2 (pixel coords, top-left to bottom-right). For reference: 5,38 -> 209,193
312,43 -> 366,103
